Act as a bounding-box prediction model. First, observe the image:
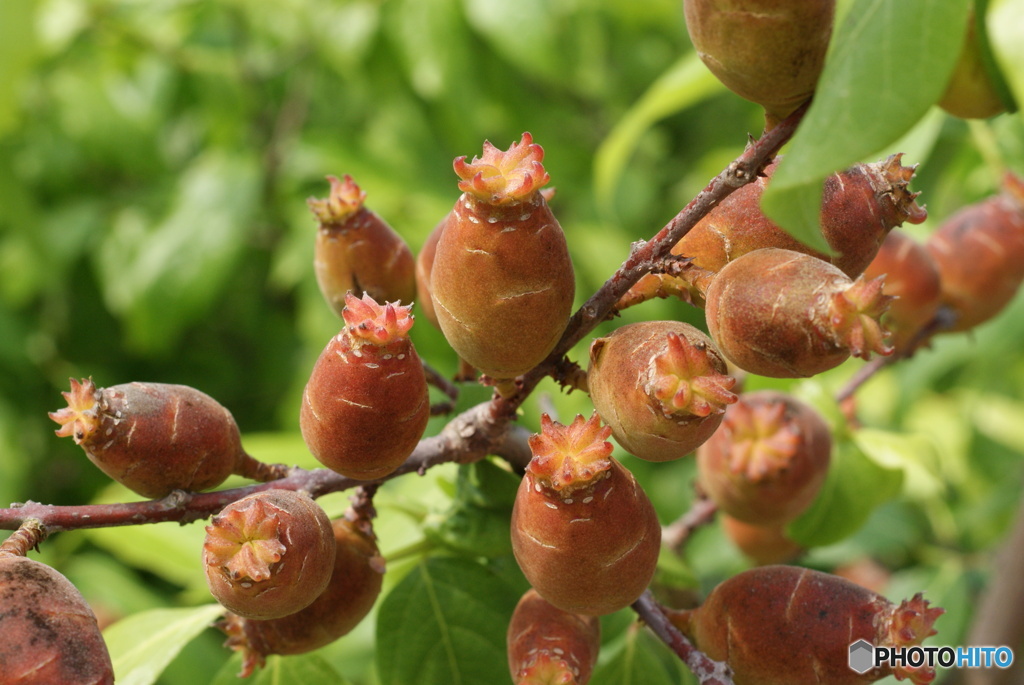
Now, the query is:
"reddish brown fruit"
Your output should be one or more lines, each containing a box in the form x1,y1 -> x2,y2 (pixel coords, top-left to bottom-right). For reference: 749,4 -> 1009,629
510,413 -> 661,616
308,175 -> 416,317
705,248 -> 894,377
49,378 -> 248,499
587,321 -> 737,462
697,390 -> 831,526
219,512 -> 385,677
414,215 -> 447,330
862,230 -> 942,352
430,133 -> 575,387
926,173 -> 1024,331
507,588 -> 601,685
669,565 -> 944,685
300,293 -> 429,480
203,489 -> 336,620
683,0 -> 836,127
721,515 -> 803,565
0,554 -> 114,684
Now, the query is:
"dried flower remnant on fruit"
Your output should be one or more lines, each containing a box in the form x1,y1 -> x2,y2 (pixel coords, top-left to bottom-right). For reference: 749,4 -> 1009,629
49,378 -> 249,499
342,292 -> 415,347
669,565 -> 944,685
511,413 -> 661,615
203,490 -> 335,620
307,174 -> 416,316
431,133 -> 575,384
204,497 -> 287,583
648,332 -> 737,418
527,413 -> 613,496
829,276 -> 894,359
454,132 -> 551,204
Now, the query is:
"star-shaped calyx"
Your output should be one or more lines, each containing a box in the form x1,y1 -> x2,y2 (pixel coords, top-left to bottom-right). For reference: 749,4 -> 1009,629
342,292 -> 414,347
48,377 -> 102,444
828,275 -> 895,359
307,174 -> 367,226
646,333 -> 737,418
204,498 -> 287,583
722,400 -> 802,482
454,132 -> 551,206
885,593 -> 944,684
515,653 -> 579,685
527,413 -> 613,496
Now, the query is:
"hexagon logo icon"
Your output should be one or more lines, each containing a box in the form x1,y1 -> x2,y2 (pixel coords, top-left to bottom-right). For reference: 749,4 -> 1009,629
849,639 -> 874,674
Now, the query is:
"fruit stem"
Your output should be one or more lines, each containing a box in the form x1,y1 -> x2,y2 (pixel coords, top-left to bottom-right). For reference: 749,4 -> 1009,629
234,453 -> 291,483
0,519 -> 48,558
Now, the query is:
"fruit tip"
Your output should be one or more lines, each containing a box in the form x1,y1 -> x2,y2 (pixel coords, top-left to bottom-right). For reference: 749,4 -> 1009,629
341,292 -> 414,345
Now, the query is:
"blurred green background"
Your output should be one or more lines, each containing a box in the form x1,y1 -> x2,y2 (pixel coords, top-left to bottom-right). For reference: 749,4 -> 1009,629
2,0 -> 1024,683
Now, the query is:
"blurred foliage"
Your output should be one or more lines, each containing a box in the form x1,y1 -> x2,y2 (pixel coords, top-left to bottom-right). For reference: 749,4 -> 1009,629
1,0 -> 1023,684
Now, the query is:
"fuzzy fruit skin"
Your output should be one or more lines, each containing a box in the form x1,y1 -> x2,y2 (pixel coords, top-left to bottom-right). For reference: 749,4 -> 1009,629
49,378 -> 245,499
939,11 -> 1008,119
683,0 -> 835,127
721,515 -> 802,565
697,391 -> 831,526
309,175 -> 416,317
862,230 -> 942,351
705,248 -> 893,378
926,175 -> 1024,332
670,566 -> 943,685
507,588 -> 601,685
510,415 -> 661,616
220,515 -> 385,677
203,489 -> 336,620
300,298 -> 429,480
414,215 -> 446,330
430,135 -> 575,382
0,555 -> 114,685
677,156 -> 926,293
587,321 -> 737,462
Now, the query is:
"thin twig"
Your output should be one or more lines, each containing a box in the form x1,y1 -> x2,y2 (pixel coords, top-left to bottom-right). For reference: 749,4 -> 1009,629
632,591 -> 734,685
663,496 -> 719,555
0,520 -> 48,557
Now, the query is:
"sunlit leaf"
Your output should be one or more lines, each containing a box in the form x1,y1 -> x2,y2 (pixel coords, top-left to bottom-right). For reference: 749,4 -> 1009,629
104,604 -> 224,685
210,652 -> 350,685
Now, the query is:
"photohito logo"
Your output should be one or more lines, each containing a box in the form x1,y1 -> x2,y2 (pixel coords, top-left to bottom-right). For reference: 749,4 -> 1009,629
849,640 -> 1015,674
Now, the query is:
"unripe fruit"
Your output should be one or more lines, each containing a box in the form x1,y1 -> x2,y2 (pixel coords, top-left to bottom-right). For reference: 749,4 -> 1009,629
219,512 -> 385,677
926,173 -> 1024,332
414,215 -> 447,330
721,515 -> 803,565
683,0 -> 836,128
507,588 -> 601,685
939,10 -> 1009,119
203,489 -> 336,620
705,248 -> 894,378
300,293 -> 429,480
587,321 -> 738,462
669,565 -> 944,685
697,390 -> 831,526
307,175 -> 416,317
49,378 -> 249,499
430,133 -> 575,386
0,555 -> 114,684
510,413 -> 661,616
862,230 -> 942,352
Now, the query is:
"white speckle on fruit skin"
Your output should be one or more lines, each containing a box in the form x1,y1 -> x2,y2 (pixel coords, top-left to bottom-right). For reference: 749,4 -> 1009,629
544,501 -> 557,510
582,496 -> 594,504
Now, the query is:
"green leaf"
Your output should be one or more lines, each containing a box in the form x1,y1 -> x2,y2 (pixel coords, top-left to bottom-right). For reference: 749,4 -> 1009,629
762,0 -> 972,246
591,625 -> 686,685
211,652 -> 350,685
787,438 -> 903,547
988,0 -> 1024,114
853,427 -> 944,499
424,461 -> 521,558
594,54 -> 721,214
0,1 -> 37,138
376,556 -> 519,685
104,604 -> 224,685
